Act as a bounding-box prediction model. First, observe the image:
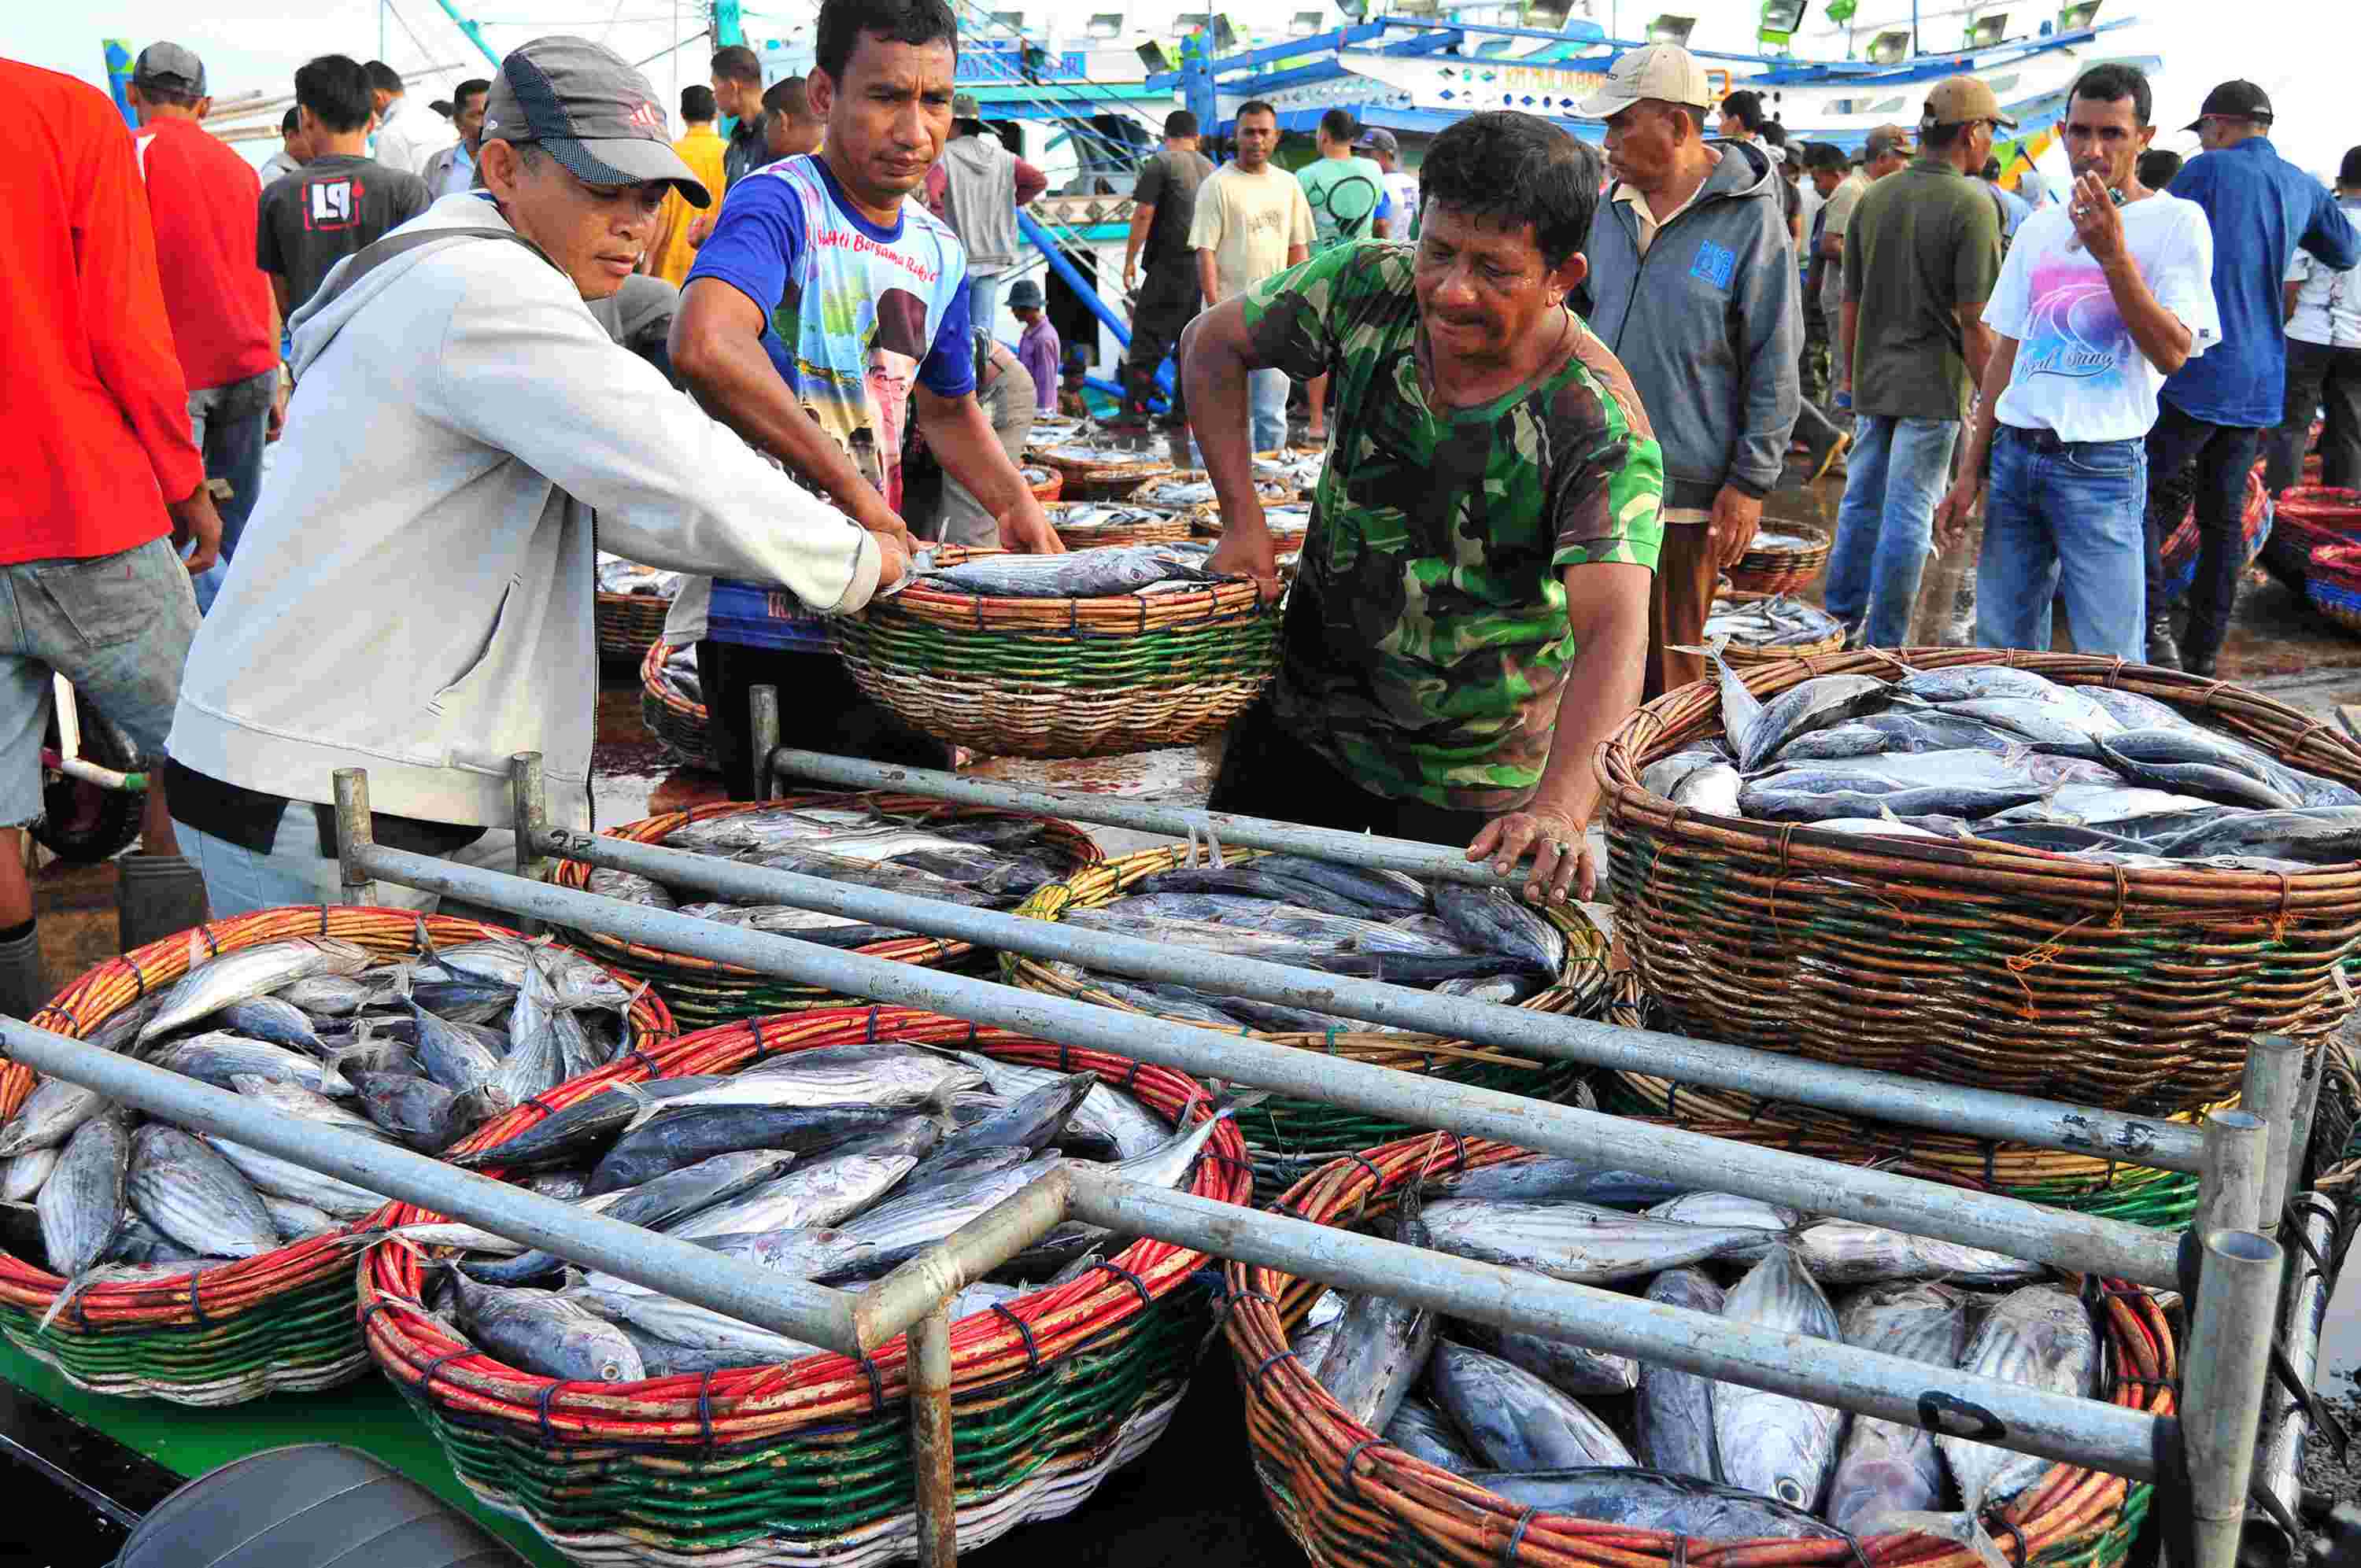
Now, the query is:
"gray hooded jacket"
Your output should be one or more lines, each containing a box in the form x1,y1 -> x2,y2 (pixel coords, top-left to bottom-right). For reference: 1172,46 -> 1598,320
1582,139 -> 1801,508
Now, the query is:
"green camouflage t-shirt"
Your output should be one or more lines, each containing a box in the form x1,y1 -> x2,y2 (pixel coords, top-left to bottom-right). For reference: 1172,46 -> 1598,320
1240,241 -> 1665,814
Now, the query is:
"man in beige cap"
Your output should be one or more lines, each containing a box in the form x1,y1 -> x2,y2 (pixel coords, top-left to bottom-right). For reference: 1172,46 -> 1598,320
1822,78 -> 2006,648
1579,43 -> 1801,699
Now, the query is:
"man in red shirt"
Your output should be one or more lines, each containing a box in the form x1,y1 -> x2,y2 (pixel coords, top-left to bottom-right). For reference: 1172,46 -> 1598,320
0,59 -> 222,1020
128,42 -> 285,607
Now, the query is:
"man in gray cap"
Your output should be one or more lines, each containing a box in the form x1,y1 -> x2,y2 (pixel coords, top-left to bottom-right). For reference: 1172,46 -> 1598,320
927,90 -> 1047,333
164,35 -> 904,917
1356,124 -> 1418,242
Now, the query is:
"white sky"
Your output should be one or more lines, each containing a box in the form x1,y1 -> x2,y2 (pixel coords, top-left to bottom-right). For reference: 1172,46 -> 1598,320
4,0 -> 2355,174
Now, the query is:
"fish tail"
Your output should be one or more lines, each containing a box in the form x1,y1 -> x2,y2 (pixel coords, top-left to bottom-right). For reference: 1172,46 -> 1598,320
611,1080 -> 663,1131
39,1269 -> 95,1332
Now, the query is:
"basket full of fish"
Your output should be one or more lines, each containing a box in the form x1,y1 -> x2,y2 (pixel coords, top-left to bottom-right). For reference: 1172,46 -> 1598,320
1003,844 -> 1607,1196
1225,1134 -> 2174,1568
1599,647 -> 2361,1116
1724,523 -> 1831,597
1044,500 -> 1194,550
1020,462 -> 1062,503
597,555 -> 684,664
637,639 -> 712,771
831,544 -> 1282,759
359,1005 -> 1250,1567
1,907 -> 673,1405
551,791 -> 1101,1028
1704,592 -> 1846,666
1030,442 -> 1174,500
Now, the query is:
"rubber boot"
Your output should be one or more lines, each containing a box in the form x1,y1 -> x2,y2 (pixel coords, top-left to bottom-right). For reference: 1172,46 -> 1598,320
2145,615 -> 2183,672
116,854 -> 209,957
0,927 -> 43,1022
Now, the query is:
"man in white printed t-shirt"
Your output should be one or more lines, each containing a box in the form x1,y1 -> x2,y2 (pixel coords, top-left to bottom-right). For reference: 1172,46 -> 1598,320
1934,64 -> 2218,662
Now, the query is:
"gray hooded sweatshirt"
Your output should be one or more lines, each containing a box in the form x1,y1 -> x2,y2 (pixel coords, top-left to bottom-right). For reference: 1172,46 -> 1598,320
1582,139 -> 1801,509
168,194 -> 881,832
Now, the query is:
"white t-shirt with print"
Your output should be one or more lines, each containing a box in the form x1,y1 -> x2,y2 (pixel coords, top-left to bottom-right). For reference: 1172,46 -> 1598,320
1986,190 -> 2219,445
2287,200 -> 2361,349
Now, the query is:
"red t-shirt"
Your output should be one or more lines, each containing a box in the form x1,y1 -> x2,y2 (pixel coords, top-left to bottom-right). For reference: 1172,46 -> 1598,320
133,116 -> 277,392
0,61 -> 200,565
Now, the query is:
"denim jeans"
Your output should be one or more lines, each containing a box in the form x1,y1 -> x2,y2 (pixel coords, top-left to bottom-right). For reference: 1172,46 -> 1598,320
184,367 -> 275,614
2144,401 -> 2265,666
967,271 -> 1004,338
1249,367 -> 1290,452
1824,414 -> 1959,647
1974,426 -> 2148,661
2267,338 -> 2361,494
179,805 -> 518,921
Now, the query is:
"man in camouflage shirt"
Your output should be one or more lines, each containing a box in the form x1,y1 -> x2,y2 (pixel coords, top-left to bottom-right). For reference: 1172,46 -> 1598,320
1182,112 -> 1664,905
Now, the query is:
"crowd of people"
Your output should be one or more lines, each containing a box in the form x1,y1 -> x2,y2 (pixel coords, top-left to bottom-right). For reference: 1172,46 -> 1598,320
6,2 -> 2359,1023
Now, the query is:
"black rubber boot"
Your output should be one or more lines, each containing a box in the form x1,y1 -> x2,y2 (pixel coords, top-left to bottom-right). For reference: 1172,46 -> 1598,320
0,926 -> 43,1022
116,854 -> 209,957
2145,615 -> 2183,671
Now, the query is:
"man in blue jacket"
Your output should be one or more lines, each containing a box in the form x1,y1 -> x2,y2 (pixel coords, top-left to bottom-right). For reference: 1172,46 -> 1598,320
2145,80 -> 2361,675
1580,43 -> 1801,699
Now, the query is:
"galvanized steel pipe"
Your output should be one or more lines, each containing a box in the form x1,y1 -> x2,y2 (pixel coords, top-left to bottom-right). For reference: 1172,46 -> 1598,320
907,1300 -> 959,1568
2248,1036 -> 2307,1234
0,1014 -> 866,1353
531,821 -> 2206,1176
353,836 -> 2185,1288
853,1166 -> 1074,1352
2183,1228 -> 2285,1568
2197,1109 -> 2268,1238
2251,1191 -> 2337,1555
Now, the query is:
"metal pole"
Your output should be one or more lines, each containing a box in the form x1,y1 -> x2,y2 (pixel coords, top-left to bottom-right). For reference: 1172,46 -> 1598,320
509,753 -> 549,936
2197,1109 -> 2267,1238
333,768 -> 378,908
2247,1035 -> 2306,1234
907,1300 -> 959,1568
2250,1191 -> 2336,1559
1055,1169 -> 2171,1482
2285,1046 -> 2326,1216
354,838 -> 2186,1288
2183,1228 -> 2283,1568
0,1016 -> 866,1355
538,821 -> 2208,1176
750,686 -> 783,803
854,1168 -> 1073,1352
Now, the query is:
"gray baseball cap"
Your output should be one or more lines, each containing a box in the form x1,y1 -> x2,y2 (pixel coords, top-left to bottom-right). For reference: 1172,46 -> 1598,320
131,42 -> 206,96
952,92 -> 984,120
481,35 -> 711,208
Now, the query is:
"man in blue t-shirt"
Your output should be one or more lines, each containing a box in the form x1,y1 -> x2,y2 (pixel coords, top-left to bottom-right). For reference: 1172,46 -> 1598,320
2142,79 -> 2361,675
670,0 -> 1062,795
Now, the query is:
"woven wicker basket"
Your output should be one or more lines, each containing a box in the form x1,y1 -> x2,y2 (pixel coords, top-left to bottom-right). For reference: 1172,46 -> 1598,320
637,639 -> 713,771
1021,463 -> 1062,503
2263,487 -> 2361,590
1192,503 -> 1313,547
5,906 -> 674,1405
833,544 -> 1282,759
1709,589 -> 1846,667
1225,1134 -> 2176,1568
2310,548 -> 2361,634
1045,501 -> 1194,550
597,592 -> 673,666
1598,647 -> 2361,1116
551,791 -> 1101,1028
1033,445 -> 1174,500
360,1005 -> 1248,1568
1725,522 -> 1831,596
1003,845 -> 1608,1196
1137,470 -> 1294,518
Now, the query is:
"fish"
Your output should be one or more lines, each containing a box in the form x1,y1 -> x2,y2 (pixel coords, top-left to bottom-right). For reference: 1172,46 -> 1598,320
1385,1398 -> 1483,1474
1641,747 -> 1730,799
1893,666 -> 2065,706
1077,973 -> 1251,1028
1986,784 -> 2219,828
201,1135 -> 390,1219
445,1075 -> 731,1171
1453,1320 -> 1638,1397
138,936 -> 374,1044
490,954 -> 567,1108
2152,806 -> 2361,865
1939,1286 -> 2098,1514
1792,1221 -> 2046,1287
1311,1191 -> 1436,1431
905,1073 -> 1097,1183
561,1276 -> 819,1367
586,867 -> 675,909
1714,1245 -> 1845,1511
1670,762 -> 1742,816
1100,894 -> 1472,958
677,904 -> 907,947
460,1151 -> 796,1285
275,973 -> 382,1017
1433,974 -> 1541,1005
1776,710 -> 2019,762
2092,738 -> 2297,810
438,940 -> 643,1016
1246,855 -> 1431,916
685,1226 -> 881,1284
1136,865 -> 1383,918
211,996 -> 326,1052
587,1103 -> 922,1195
1467,1469 -> 1853,1540
1427,1340 -> 1636,1470
353,1071 -> 511,1154
1291,1320 -> 1339,1368
637,1042 -> 984,1119
105,1211 -> 210,1266
125,1125 -> 279,1260
748,849 -> 1004,908
1738,779 -> 2049,825
1761,747 -> 2042,791
1637,1268 -> 1724,1480
228,1072 -> 390,1145
1427,1159 -> 1687,1208
1825,1282 -> 1971,1533
38,1113 -> 131,1328
1433,884 -> 1566,976
1094,1094 -> 1262,1192
1940,699 -> 2110,752
262,1196 -> 337,1241
664,1152 -> 916,1240
948,1053 -> 1170,1163
921,542 -> 1213,598
145,1035 -> 353,1098
0,1078 -> 108,1159
1423,1197 -> 1767,1283
1738,674 -> 1893,772
438,1268 -> 645,1383
3,1147 -> 61,1204
1683,640 -> 1765,759
837,1154 -> 1066,1268
1645,1190 -> 1801,1232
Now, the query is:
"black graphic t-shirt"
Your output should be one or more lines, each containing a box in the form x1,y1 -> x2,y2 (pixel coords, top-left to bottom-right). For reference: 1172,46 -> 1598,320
257,153 -> 432,315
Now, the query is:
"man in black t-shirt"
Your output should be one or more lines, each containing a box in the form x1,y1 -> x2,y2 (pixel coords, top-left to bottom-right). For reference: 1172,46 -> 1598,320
257,54 -> 430,319
1120,109 -> 1215,425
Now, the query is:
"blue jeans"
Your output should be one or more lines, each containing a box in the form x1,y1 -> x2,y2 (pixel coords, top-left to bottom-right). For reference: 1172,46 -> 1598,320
968,271 -> 1004,338
1824,414 -> 1959,647
1975,426 -> 2148,661
1250,367 -> 1289,452
184,367 -> 275,614
179,803 -> 519,920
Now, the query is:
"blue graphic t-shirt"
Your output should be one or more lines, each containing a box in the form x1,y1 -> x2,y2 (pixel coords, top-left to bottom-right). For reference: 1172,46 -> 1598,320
1986,190 -> 2218,445
687,154 -> 973,647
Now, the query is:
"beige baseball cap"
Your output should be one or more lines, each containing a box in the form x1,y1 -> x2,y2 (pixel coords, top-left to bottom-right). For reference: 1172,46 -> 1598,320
1922,75 -> 2019,131
1576,43 -> 1716,118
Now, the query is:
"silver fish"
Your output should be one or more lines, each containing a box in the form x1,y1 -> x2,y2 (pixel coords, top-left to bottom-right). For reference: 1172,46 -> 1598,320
622,1044 -> 981,1123
1641,747 -> 1728,800
1454,1320 -> 1638,1397
0,1078 -> 107,1159
105,1211 -> 209,1266
1826,1282 -> 1971,1533
4,1146 -> 61,1203
262,1195 -> 338,1242
1714,1245 -> 1845,1511
922,542 -> 1208,598
1671,761 -> 1743,816
146,1034 -> 353,1098
228,1072 -> 388,1142
1386,1396 -> 1483,1474
1313,1193 -> 1435,1431
1683,639 -> 1765,759
139,937 -> 374,1044
1469,1469 -> 1850,1540
440,1269 -> 645,1383
1645,1190 -> 1801,1232
586,866 -> 675,909
490,954 -> 567,1107
1247,855 -> 1430,917
39,1113 -> 131,1328
1894,666 -> 2063,705
1095,1094 -> 1262,1192
1426,1160 -> 1685,1208
1738,674 -> 1893,772
1638,1268 -> 1724,1479
562,1276 -> 819,1367
1426,1340 -> 1636,1470
1777,710 -> 2019,762
275,973 -> 381,1017
1423,1197 -> 1764,1284
1432,884 -> 1565,976
840,1154 -> 1064,1265
664,1152 -> 918,1240
437,939 -> 641,1015
682,1226 -> 881,1284
202,1135 -> 390,1219
1793,1220 -> 2045,1287
126,1125 -> 278,1260
2154,806 -> 2361,865
1292,1319 -> 1339,1367
1938,1285 -> 2097,1514
212,995 -> 326,1052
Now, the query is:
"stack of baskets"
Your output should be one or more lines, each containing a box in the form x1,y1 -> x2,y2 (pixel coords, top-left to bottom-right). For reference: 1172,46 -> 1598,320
637,639 -> 712,770
1003,844 -> 1609,1195
360,1005 -> 1247,1566
596,590 -> 674,666
831,544 -> 1283,759
4,906 -> 672,1405
1725,522 -> 1830,595
1033,444 -> 1173,501
1597,647 -> 2361,1124
551,791 -> 1101,1027
1225,1134 -> 2177,1568
2156,467 -> 2272,605
1044,501 -> 1193,550
2263,486 -> 2361,592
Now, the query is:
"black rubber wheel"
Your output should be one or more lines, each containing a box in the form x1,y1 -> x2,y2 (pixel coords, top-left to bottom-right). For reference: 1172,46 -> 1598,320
30,707 -> 143,864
